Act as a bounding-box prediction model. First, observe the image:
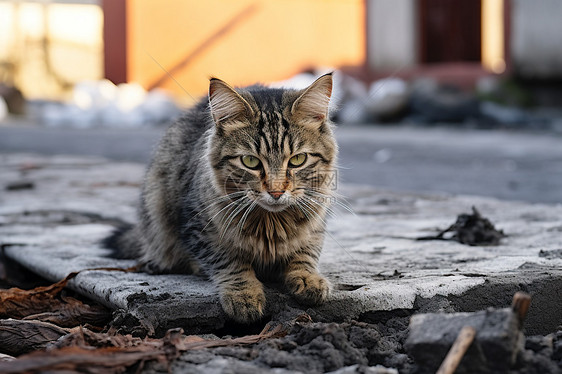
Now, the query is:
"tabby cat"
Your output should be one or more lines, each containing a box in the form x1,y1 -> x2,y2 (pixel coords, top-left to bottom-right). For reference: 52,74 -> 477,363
105,73 -> 338,323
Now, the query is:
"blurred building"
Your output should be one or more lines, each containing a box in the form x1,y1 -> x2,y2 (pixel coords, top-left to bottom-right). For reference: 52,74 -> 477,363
105,0 -> 365,102
1,0 -> 561,101
363,0 -> 562,88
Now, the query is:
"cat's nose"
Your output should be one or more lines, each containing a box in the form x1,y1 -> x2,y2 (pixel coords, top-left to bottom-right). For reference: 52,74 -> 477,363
268,190 -> 285,200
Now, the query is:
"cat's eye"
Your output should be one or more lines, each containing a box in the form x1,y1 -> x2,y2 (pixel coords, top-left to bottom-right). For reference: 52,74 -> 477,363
241,155 -> 261,169
288,153 -> 307,167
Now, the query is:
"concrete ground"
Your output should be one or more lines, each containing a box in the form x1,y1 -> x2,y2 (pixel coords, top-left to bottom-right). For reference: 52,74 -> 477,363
1,152 -> 561,339
1,118 -> 561,204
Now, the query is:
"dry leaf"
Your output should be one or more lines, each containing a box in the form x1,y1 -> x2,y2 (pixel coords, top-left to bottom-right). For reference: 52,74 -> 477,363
53,326 -> 150,350
0,266 -> 137,327
0,266 -> 287,372
0,346 -> 164,374
23,294 -> 110,327
0,323 -> 287,373
0,319 -> 68,355
0,272 -> 79,319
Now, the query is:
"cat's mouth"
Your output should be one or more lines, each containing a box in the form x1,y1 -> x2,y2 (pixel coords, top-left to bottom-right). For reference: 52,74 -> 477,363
255,193 -> 291,213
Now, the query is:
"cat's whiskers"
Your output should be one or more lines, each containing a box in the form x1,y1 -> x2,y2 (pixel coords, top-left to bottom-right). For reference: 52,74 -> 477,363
304,189 -> 355,216
201,201 -> 238,234
296,201 -> 329,234
201,194 -> 247,233
295,202 -> 313,222
219,198 -> 253,242
296,196 -> 329,228
300,194 -> 337,220
329,191 -> 356,214
187,190 -> 247,224
237,200 -> 258,235
293,187 -> 342,217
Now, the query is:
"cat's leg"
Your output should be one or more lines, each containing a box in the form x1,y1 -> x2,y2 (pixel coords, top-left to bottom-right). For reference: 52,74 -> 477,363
284,250 -> 330,305
212,262 -> 266,323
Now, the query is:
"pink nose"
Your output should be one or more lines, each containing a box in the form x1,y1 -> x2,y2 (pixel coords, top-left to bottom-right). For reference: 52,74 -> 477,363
268,191 -> 285,200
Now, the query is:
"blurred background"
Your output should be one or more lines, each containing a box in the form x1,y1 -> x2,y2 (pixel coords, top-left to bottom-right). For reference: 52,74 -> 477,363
1,0 -> 561,203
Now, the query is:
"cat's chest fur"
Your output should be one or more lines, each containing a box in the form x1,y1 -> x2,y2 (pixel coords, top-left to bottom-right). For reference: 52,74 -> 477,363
211,204 -> 325,265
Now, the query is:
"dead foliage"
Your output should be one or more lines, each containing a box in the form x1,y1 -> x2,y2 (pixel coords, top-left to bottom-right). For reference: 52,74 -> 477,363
0,267 -> 137,326
0,319 -> 68,356
0,271 -> 82,319
0,323 -> 286,374
0,265 -> 289,372
417,206 -> 506,246
22,293 -> 110,327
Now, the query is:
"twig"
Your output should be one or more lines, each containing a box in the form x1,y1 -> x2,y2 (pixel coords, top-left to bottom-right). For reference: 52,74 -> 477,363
436,326 -> 476,374
511,291 -> 531,325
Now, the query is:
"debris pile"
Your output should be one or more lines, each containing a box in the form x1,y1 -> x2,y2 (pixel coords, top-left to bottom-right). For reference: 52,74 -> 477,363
417,206 -> 506,246
0,269 -> 560,373
31,80 -> 182,128
274,70 -> 553,129
9,69 -> 558,130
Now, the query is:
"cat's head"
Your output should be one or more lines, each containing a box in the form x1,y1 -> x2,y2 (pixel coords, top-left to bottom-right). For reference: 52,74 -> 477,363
208,73 -> 337,214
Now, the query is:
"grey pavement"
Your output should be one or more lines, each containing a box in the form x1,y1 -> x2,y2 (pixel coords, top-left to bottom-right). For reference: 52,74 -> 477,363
1,153 -> 561,337
1,118 -> 562,204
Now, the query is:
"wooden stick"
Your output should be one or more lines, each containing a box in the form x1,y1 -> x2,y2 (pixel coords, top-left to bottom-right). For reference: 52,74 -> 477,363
511,291 -> 531,325
436,326 -> 476,374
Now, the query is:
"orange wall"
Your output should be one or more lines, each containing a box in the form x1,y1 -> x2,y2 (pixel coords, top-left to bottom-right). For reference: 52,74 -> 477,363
126,0 -> 365,102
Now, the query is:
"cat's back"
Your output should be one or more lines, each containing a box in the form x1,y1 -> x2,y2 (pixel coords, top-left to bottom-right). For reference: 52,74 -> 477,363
158,98 -> 213,158
144,97 -> 213,213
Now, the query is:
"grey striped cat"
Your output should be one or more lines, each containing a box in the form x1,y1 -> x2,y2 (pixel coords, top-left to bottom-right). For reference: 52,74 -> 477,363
105,73 -> 337,323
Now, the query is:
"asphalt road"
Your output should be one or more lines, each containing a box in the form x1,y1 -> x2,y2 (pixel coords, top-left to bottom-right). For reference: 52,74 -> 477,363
1,120 -> 561,204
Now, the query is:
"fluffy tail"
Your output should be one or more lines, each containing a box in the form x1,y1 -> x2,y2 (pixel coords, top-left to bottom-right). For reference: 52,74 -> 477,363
102,224 -> 142,259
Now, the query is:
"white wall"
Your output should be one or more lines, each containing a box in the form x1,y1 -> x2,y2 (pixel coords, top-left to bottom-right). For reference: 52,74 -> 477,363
366,0 -> 418,72
511,0 -> 562,78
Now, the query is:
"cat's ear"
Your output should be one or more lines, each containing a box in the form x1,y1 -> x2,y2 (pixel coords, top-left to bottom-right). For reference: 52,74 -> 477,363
209,78 -> 254,127
291,72 -> 333,125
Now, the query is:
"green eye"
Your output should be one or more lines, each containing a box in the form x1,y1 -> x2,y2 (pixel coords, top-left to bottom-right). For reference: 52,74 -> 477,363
288,153 -> 307,167
241,155 -> 261,169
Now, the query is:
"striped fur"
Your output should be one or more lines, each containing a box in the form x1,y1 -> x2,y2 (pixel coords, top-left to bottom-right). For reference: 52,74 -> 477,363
105,73 -> 337,323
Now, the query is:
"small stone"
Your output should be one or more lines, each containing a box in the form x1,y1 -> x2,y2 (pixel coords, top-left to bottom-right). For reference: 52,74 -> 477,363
405,308 -> 523,373
5,181 -> 34,191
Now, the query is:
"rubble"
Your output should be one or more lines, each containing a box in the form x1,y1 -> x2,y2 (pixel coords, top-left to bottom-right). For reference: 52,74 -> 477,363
7,70 -> 562,130
31,80 -> 182,128
409,79 -> 480,123
417,206 -> 506,246
406,308 -> 523,372
364,78 -> 409,120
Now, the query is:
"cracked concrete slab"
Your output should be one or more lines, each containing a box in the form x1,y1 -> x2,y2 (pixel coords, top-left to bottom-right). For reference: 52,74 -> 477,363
1,153 -> 561,336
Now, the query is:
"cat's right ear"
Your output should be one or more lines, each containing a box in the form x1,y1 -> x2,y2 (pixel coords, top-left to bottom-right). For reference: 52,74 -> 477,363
209,78 -> 254,128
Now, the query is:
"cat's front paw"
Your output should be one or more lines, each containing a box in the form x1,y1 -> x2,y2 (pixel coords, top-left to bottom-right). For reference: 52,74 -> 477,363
219,285 -> 266,323
286,270 -> 331,305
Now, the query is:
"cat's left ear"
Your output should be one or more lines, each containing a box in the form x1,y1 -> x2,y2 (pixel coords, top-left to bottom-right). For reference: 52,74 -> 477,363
209,78 -> 254,128
291,72 -> 333,126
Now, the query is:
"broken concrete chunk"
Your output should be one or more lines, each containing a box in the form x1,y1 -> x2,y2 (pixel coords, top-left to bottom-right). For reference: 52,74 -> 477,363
405,308 -> 523,373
